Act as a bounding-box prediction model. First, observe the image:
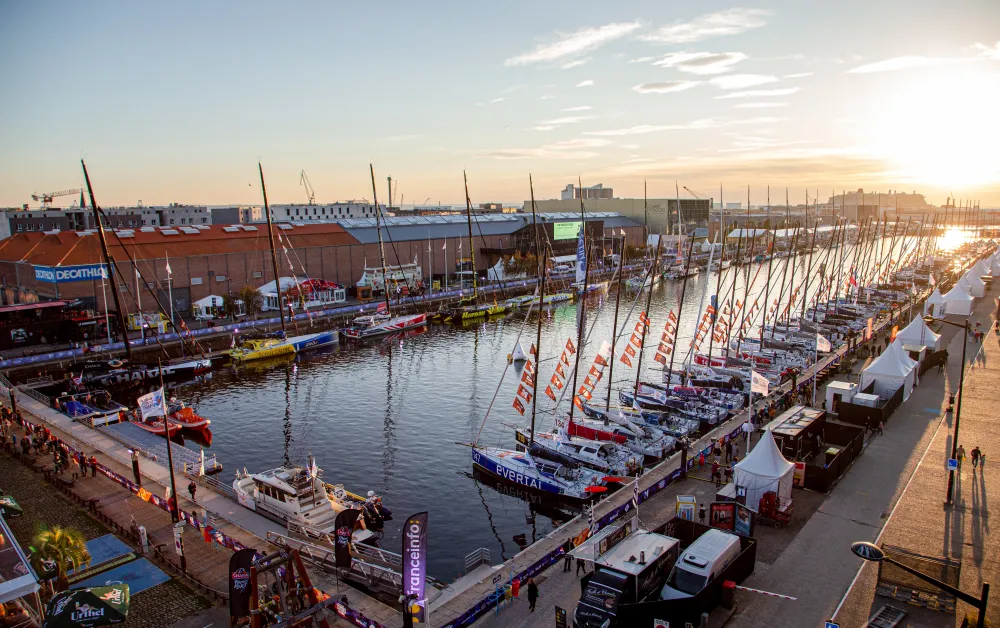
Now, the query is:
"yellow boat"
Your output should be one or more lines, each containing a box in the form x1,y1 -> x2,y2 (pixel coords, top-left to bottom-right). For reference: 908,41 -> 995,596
228,337 -> 296,363
444,302 -> 510,322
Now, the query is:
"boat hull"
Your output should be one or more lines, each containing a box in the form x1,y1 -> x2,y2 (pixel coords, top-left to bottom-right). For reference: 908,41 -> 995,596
288,330 -> 338,353
342,313 -> 428,339
230,342 -> 296,362
471,449 -> 582,498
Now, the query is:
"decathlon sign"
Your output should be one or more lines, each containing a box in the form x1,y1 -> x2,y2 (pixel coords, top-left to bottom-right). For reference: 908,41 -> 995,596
34,264 -> 109,283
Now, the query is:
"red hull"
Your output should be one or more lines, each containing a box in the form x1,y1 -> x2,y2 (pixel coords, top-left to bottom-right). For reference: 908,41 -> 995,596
567,420 -> 628,445
135,418 -> 182,436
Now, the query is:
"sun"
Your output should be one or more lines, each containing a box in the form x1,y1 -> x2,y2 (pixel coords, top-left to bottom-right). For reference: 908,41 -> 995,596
869,67 -> 1000,188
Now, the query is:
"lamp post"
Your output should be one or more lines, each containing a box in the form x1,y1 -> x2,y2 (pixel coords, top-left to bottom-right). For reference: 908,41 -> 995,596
924,315 -> 969,505
851,542 -> 989,627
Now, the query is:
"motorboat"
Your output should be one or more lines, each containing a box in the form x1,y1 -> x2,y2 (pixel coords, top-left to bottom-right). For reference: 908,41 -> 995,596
444,302 -> 509,322
134,416 -> 182,437
341,312 -> 428,339
164,401 -> 211,434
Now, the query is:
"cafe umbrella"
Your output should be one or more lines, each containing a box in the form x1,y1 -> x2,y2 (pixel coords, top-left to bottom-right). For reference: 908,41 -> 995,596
0,493 -> 23,517
44,584 -> 130,628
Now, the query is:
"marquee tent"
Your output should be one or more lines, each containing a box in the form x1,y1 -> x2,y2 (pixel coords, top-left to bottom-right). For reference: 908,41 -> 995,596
990,255 -> 1000,278
943,284 -> 974,316
734,429 -> 794,512
961,272 -> 986,298
861,340 -> 918,401
895,315 -> 942,351
924,288 -> 946,318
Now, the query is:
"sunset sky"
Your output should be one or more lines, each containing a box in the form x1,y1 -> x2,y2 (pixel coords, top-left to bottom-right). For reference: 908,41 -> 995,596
2,1 -> 999,208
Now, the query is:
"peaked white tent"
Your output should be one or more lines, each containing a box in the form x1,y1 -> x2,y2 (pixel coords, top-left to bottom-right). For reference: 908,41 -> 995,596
734,429 -> 794,511
861,340 -> 918,400
961,272 -> 986,298
924,288 -> 946,318
943,284 -> 974,315
896,315 -> 942,351
990,255 -> 1000,278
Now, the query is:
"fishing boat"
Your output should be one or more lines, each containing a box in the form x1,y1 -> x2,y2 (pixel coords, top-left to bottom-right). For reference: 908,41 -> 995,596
233,459 -> 390,541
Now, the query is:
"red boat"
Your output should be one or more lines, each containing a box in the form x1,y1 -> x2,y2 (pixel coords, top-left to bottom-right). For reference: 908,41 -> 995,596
165,404 -> 211,434
134,417 -> 182,437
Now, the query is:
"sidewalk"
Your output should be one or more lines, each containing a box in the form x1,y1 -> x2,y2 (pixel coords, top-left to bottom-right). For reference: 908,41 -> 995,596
834,292 -> 1000,624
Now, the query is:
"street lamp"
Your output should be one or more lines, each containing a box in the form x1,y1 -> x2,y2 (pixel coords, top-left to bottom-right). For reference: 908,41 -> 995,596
851,542 -> 989,628
924,315 -> 969,505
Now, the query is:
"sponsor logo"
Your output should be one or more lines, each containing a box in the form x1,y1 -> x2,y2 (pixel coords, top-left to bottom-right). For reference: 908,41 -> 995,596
70,604 -> 105,621
335,526 -> 351,547
52,596 -> 72,616
231,567 -> 250,591
100,588 -> 125,604
34,264 -> 109,283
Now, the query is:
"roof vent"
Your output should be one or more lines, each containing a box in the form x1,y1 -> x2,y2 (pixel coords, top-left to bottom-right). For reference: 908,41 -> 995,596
161,229 -> 179,236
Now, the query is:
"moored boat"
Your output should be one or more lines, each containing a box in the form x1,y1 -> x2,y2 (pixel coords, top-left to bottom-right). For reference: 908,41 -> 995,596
342,312 -> 428,339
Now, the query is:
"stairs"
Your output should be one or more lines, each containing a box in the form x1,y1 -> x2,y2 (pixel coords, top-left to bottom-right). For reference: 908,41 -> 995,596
867,604 -> 906,627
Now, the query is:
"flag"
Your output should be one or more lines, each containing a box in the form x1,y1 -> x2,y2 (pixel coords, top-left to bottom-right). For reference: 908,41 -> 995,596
620,354 -> 633,367
633,477 -> 640,509
706,306 -> 716,315
137,388 -> 166,420
630,333 -> 643,347
639,311 -> 650,325
750,370 -> 769,395
165,253 -> 172,277
583,376 -> 594,388
521,371 -> 534,387
890,325 -> 899,342
550,374 -> 563,390
653,352 -> 667,364
589,365 -> 602,378
544,385 -> 557,401
517,385 -> 533,403
442,241 -> 447,250
597,340 -> 612,361
660,344 -> 672,356
512,398 -> 525,415
578,387 -> 592,401
634,321 -> 646,334
555,362 -> 566,378
668,310 -> 677,322
594,354 -> 608,367
560,351 -> 570,366
929,274 -> 936,286
816,334 -> 831,352
377,301 -> 388,314
524,360 -> 535,375
661,331 -> 672,344
565,338 -> 576,355
574,396 -> 585,411
529,343 -> 537,357
624,344 -> 637,357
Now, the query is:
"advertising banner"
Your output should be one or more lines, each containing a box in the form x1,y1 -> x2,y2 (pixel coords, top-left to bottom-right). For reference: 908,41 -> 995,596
137,388 -> 165,420
735,503 -> 755,537
335,509 -> 362,570
33,263 -> 108,284
709,502 -> 736,532
402,512 -> 429,624
228,548 -> 257,619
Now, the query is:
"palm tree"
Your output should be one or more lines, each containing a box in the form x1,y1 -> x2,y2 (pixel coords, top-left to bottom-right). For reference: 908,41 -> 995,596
34,526 -> 91,590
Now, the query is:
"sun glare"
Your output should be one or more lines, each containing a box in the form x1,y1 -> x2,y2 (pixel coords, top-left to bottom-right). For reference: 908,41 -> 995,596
870,69 -> 1000,188
934,228 -> 970,252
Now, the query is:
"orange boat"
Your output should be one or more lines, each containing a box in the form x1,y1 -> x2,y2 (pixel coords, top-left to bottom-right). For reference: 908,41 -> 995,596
165,403 -> 211,434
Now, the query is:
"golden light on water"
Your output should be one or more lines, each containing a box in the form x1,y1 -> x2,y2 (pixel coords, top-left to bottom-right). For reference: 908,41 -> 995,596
935,227 -> 971,252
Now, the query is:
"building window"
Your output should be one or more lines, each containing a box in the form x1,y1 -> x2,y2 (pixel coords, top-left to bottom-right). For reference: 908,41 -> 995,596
16,224 -> 22,232
128,220 -> 135,227
170,219 -> 175,225
216,275 -> 227,282
191,277 -> 203,285
253,271 -> 262,279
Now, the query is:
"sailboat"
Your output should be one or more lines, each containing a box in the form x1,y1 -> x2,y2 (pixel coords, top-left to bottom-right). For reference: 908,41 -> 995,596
342,166 -> 428,339
230,165 -> 337,362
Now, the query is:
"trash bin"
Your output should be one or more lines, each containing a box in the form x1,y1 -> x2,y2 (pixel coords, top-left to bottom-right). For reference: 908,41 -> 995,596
721,580 -> 736,609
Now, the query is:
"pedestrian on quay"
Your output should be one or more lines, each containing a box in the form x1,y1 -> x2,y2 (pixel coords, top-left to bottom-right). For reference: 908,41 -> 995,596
89,456 -> 98,477
78,452 -> 87,476
563,549 -> 573,572
526,577 -> 539,613
724,439 -> 733,463
575,556 -> 587,576
957,444 -> 966,471
698,503 -> 706,524
712,460 -> 721,487
971,446 -> 982,468
876,421 -> 884,435
130,450 -> 141,487
187,481 -> 197,502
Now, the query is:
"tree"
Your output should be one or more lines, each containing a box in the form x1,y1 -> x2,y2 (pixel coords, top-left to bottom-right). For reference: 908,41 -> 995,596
222,294 -> 245,319
34,526 -> 91,590
237,286 -> 263,316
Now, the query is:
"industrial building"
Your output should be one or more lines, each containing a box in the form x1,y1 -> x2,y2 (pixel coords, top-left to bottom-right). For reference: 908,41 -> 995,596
529,197 -> 712,234
0,212 -> 642,315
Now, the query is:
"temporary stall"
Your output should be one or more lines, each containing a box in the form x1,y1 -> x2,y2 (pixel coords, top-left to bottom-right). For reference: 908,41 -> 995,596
943,284 -> 974,316
990,256 -> 1000,278
895,315 -> 942,351
924,288 -> 946,318
260,277 -> 346,311
826,381 -> 858,413
861,340 -> 918,401
734,429 -> 794,512
192,295 -> 241,320
960,273 -> 985,298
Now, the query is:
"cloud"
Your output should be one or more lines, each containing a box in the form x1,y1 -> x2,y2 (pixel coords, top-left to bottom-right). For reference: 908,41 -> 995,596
653,51 -> 748,74
576,79 -> 595,87
716,87 -> 800,99
584,116 -> 783,136
489,97 -> 506,104
783,72 -> 813,78
538,115 -> 594,125
485,138 -> 610,160
385,134 -> 418,142
539,95 -> 555,100
632,81 -> 702,94
560,58 -> 591,69
585,124 -> 686,136
629,56 -> 655,64
561,106 -> 592,112
530,126 -> 555,131
847,56 -> 942,73
621,143 -> 640,150
709,74 -> 779,89
641,9 -> 769,44
976,41 -> 1000,60
733,102 -> 788,108
504,21 -> 641,66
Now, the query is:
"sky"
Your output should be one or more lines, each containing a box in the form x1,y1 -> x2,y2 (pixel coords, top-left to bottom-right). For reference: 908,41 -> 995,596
2,0 -> 999,208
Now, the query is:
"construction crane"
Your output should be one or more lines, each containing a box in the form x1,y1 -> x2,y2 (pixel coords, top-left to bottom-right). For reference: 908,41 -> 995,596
299,170 -> 315,205
32,188 -> 81,208
683,186 -> 705,199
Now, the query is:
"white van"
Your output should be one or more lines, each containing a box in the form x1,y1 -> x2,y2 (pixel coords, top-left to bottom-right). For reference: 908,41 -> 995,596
659,529 -> 741,600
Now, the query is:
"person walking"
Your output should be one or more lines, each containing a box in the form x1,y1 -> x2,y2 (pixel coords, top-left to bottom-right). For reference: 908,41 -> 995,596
575,556 -> 587,576
971,446 -> 982,469
563,547 -> 573,572
526,577 -> 539,613
957,444 -> 966,471
187,481 -> 197,502
724,439 -> 733,463
131,450 -> 142,487
698,503 -> 706,524
89,456 -> 98,477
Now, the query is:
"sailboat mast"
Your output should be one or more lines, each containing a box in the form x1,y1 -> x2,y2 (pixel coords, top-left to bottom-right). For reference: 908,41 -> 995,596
705,186 -> 727,364
81,160 -> 133,361
369,164 -> 393,315
770,190 -> 793,339
464,171 -> 478,301
259,164 -> 286,333
603,183 -> 638,411
633,234 -> 664,397
567,177 -> 590,423
663,237 -> 695,385
528,176 -> 545,447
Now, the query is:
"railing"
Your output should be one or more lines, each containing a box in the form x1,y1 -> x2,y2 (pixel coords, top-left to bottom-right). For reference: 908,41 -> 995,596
182,465 -> 235,497
284,521 -> 403,570
24,375 -> 54,387
16,384 -> 51,406
267,531 -> 404,594
464,548 -> 492,574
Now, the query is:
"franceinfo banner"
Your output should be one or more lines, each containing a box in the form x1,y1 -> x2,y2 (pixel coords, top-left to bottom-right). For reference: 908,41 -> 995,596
402,511 -> 428,624
33,263 -> 108,283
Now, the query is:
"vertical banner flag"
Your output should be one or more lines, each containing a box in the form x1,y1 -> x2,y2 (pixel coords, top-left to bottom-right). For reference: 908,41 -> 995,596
137,388 -> 166,420
334,509 -> 362,569
816,334 -> 831,353
890,325 -> 899,342
229,548 -> 257,619
750,370 -> 769,395
403,512 -> 429,624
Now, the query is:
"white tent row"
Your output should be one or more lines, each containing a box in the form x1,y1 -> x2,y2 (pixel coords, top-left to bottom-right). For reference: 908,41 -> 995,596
895,315 -> 942,351
991,255 -> 1000,278
924,288 -> 946,318
861,340 -> 918,401
943,284 -> 975,315
734,429 -> 794,512
960,272 -> 985,298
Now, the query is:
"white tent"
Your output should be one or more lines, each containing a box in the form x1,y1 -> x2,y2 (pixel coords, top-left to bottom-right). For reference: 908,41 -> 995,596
990,255 -> 1000,278
895,315 -> 942,351
861,340 -> 917,400
924,288 -> 946,318
961,272 -> 986,298
734,429 -> 794,511
943,284 -> 974,315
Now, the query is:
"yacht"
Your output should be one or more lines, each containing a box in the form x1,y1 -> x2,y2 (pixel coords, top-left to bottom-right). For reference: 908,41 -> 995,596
470,446 -> 606,501
342,312 -> 427,339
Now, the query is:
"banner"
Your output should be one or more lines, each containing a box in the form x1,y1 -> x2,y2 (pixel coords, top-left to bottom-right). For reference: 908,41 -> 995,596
137,388 -> 166,420
750,370 -> 769,395
403,512 -> 429,624
335,509 -> 362,570
816,334 -> 831,353
229,548 -> 257,619
33,263 -> 108,284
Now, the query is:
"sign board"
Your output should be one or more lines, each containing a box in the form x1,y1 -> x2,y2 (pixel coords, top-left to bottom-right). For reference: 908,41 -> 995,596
33,263 -> 109,284
947,458 -> 958,471
653,620 -> 669,628
553,221 -> 582,241
709,502 -> 736,532
554,606 -> 567,628
825,623 -> 839,628
792,462 -> 806,487
735,503 -> 755,537
866,317 -> 874,341
173,522 -> 185,556
676,495 -> 696,520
